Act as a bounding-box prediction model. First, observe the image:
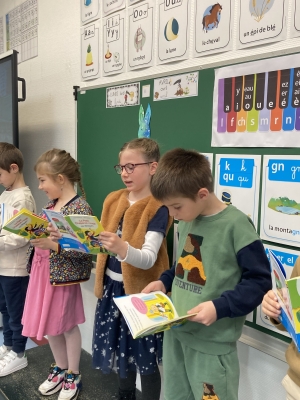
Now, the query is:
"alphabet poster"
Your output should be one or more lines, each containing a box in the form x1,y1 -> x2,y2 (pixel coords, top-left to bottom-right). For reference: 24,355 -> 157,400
128,1 -> 154,70
256,244 -> 299,336
214,154 -> 261,228
157,0 -> 190,64
103,11 -> 125,76
81,0 -> 100,25
212,54 -> 300,148
260,155 -> 300,247
238,0 -> 286,49
194,0 -> 232,57
81,21 -> 100,80
153,72 -> 198,101
291,0 -> 300,38
103,0 -> 125,16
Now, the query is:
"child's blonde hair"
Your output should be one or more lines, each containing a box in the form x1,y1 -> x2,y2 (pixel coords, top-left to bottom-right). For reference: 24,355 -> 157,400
119,138 -> 160,162
34,148 -> 86,199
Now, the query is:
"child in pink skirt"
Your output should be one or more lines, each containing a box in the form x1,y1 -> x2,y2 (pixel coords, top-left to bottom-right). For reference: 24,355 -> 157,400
22,149 -> 93,400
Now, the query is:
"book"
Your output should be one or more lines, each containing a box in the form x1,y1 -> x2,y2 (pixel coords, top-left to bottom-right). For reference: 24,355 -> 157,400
113,291 -> 197,339
2,208 -> 49,239
42,209 -> 113,255
269,249 -> 300,351
0,203 -> 19,231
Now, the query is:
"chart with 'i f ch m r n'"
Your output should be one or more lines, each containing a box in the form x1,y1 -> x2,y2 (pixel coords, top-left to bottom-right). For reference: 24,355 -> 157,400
212,54 -> 300,148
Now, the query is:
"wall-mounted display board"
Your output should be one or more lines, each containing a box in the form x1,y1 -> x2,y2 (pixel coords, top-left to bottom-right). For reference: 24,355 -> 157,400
77,58 -> 300,353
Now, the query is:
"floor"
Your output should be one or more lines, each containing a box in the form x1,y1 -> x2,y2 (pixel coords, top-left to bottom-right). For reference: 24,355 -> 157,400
0,328 -> 288,400
0,328 -> 142,400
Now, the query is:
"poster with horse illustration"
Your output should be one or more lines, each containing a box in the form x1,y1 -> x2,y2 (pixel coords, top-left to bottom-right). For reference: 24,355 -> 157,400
237,0 -> 287,49
194,0 -> 233,57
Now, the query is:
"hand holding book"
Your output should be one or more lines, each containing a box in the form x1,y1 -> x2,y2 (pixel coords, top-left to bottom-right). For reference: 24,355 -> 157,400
186,300 -> 217,326
262,289 -> 281,321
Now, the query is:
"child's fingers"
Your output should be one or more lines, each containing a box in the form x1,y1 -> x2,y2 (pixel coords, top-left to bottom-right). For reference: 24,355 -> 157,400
262,299 -> 281,318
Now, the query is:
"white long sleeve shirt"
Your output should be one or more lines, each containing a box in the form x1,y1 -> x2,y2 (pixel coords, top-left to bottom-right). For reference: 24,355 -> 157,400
0,186 -> 36,276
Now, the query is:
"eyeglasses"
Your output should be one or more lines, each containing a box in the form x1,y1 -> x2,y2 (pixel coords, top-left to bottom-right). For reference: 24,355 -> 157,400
114,162 -> 154,174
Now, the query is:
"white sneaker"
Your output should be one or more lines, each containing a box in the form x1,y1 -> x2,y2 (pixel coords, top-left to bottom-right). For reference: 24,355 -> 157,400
38,364 -> 66,396
58,371 -> 82,400
0,350 -> 28,377
0,345 -> 9,360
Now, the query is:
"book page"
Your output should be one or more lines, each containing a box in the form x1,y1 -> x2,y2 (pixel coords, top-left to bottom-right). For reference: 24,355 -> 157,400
139,314 -> 195,338
64,214 -> 106,252
43,209 -> 77,240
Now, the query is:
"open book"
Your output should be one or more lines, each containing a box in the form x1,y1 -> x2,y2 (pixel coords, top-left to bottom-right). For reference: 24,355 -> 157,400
113,291 -> 197,339
269,249 -> 300,351
2,208 -> 49,239
43,209 -> 113,255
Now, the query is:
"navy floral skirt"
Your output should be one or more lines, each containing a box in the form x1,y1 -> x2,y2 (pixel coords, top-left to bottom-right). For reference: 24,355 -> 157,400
92,267 -> 163,379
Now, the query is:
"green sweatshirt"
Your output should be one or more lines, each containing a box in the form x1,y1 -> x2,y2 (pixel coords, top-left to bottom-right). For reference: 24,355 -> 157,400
170,205 -> 266,355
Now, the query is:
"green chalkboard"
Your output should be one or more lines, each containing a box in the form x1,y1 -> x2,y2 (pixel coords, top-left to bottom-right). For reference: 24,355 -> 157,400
77,68 -> 299,346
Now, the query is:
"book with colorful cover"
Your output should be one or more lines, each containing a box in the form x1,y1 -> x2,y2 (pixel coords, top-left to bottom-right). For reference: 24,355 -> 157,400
269,249 -> 300,351
113,291 -> 197,339
42,209 -> 113,255
0,203 -> 19,231
2,208 -> 49,239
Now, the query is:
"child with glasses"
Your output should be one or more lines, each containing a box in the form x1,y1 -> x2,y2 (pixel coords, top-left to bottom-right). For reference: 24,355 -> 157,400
92,138 -> 173,400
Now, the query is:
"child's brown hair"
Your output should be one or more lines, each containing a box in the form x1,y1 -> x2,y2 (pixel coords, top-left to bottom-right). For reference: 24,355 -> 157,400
150,148 -> 214,201
34,148 -> 86,199
119,138 -> 160,162
0,142 -> 24,172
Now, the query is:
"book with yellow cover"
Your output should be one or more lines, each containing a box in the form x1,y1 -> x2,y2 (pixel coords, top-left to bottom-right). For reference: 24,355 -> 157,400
113,291 -> 197,339
2,208 -> 49,239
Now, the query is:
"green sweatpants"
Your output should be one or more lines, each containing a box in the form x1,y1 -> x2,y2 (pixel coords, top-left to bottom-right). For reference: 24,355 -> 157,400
163,332 -> 239,400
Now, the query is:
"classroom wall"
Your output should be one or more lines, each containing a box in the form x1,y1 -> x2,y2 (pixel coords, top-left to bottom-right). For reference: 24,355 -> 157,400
0,0 -> 81,211
0,1 -> 298,398
0,0 -> 299,211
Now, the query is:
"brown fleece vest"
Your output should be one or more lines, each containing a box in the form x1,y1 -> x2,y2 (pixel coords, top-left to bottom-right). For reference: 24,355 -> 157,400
94,189 -> 173,298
